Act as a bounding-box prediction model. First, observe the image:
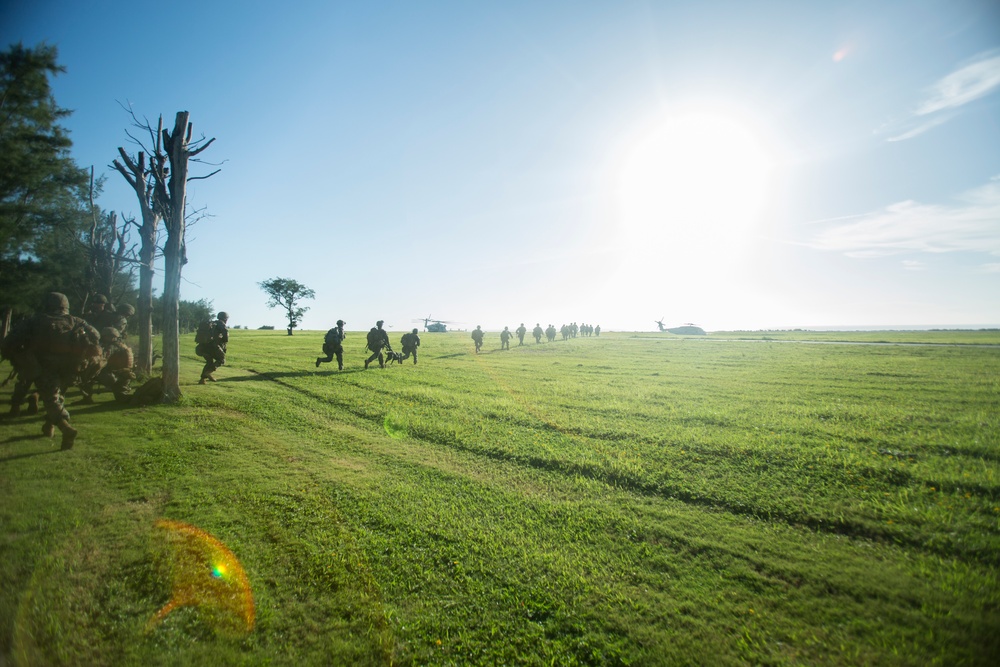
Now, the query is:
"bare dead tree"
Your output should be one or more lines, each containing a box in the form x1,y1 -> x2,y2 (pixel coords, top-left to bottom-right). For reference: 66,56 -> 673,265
159,111 -> 217,402
83,167 -> 135,311
112,113 -> 165,374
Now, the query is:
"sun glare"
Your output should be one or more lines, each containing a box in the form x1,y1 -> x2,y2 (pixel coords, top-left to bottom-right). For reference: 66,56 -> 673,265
616,111 -> 774,260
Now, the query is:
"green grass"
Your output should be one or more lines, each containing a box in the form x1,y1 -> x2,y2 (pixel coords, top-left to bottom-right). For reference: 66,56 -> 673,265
2,330 -> 998,665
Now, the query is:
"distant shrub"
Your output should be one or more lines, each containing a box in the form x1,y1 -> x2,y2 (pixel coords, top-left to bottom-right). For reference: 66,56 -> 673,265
258,325 -> 275,330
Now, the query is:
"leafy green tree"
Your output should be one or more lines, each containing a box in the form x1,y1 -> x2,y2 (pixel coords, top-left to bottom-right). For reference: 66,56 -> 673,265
259,278 -> 315,335
0,43 -> 90,329
150,296 -> 212,335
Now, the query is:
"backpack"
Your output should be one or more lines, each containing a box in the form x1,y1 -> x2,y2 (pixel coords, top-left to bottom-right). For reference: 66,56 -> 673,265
366,327 -> 380,351
195,320 -> 214,345
325,327 -> 343,346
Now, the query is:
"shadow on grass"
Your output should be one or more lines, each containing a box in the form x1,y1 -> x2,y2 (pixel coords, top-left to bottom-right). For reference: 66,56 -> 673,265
221,368 -> 364,383
0,446 -> 63,463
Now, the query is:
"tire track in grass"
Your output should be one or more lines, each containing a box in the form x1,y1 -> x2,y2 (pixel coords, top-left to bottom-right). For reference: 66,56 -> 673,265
241,366 -> 1000,568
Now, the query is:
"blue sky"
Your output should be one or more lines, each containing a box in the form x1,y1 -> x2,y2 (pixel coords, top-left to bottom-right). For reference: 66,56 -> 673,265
4,0 -> 999,331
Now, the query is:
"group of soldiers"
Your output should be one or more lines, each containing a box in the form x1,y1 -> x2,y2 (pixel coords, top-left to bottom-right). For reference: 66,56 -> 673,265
314,319 -> 421,370
1,292 -> 136,449
471,322 -> 601,352
3,295 -> 601,449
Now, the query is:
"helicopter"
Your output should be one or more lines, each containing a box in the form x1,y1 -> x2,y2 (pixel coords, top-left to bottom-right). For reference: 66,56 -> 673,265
413,315 -> 456,333
655,317 -> 706,335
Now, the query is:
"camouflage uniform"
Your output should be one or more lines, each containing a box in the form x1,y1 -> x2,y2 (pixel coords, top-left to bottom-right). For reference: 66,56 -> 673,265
199,312 -> 229,383
532,324 -> 543,344
85,294 -> 113,330
500,327 -> 512,350
516,324 -> 527,346
317,320 -> 346,370
84,327 -> 133,401
110,304 -> 135,340
2,318 -> 39,416
471,326 -> 484,353
7,293 -> 100,448
364,321 -> 391,369
400,329 -> 420,364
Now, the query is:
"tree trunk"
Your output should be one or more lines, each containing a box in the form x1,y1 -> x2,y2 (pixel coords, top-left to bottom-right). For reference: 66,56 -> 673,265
161,112 -> 192,403
113,147 -> 161,375
0,306 -> 10,341
136,249 -> 155,373
135,205 -> 158,373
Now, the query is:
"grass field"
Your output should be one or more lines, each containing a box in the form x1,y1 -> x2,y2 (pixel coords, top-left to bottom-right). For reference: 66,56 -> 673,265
2,329 -> 998,665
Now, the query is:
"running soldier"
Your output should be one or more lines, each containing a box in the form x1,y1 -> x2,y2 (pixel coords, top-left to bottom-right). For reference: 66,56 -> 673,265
545,324 -> 557,342
532,323 -> 543,344
1,293 -> 100,448
500,326 -> 513,350
317,319 -> 346,370
365,320 -> 391,369
471,325 -> 484,353
516,323 -> 527,346
400,328 -> 421,364
196,312 -> 229,384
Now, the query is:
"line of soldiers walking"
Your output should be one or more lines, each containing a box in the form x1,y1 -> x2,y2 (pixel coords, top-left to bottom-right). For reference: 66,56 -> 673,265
472,322 -> 600,352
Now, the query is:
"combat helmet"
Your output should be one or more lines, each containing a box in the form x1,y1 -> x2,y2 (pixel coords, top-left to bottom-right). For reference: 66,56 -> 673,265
120,304 -> 135,316
217,312 -> 229,322
44,292 -> 70,315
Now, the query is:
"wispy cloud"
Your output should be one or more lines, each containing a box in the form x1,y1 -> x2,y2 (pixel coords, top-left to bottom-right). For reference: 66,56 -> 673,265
915,52 -> 1000,115
883,51 -> 1000,141
901,260 -> 925,271
886,114 -> 950,142
809,176 -> 1000,258
979,263 -> 1000,274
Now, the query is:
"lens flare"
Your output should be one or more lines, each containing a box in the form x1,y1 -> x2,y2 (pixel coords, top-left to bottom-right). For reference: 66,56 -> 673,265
148,519 -> 255,636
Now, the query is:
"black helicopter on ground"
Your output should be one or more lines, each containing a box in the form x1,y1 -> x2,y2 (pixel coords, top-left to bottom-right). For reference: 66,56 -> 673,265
655,318 -> 706,335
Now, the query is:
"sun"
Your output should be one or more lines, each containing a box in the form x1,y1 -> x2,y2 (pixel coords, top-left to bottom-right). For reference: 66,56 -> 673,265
616,110 -> 774,257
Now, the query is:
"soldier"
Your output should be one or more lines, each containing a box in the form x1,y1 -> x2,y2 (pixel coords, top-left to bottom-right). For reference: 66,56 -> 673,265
532,323 -> 543,344
4,293 -> 100,449
545,324 -> 557,342
595,324 -> 601,336
316,319 -> 346,370
364,320 -> 391,369
471,325 -> 484,353
84,294 -> 109,329
400,328 -> 421,364
516,323 -> 527,346
500,326 -> 512,350
111,304 -> 135,339
2,317 -> 39,417
198,311 -> 229,384
82,327 -> 134,402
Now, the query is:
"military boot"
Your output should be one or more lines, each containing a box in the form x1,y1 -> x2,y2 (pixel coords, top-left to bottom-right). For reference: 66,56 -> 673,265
8,403 -> 20,418
42,421 -> 55,437
27,393 -> 39,415
57,419 -> 77,450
